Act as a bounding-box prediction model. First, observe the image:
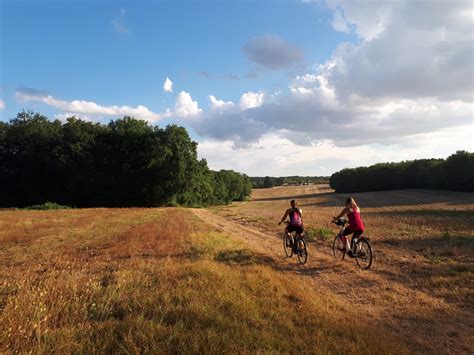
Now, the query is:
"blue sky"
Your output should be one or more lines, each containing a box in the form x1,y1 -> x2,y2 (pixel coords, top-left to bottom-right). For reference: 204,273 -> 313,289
2,1 -> 351,117
1,0 -> 473,176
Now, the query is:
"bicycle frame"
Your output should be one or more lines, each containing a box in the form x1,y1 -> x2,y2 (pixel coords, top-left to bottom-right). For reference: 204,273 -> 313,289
332,218 -> 373,269
283,221 -> 308,264
333,219 -> 369,243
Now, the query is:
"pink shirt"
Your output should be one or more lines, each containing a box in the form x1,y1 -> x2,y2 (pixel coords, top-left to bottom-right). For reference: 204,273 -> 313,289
348,207 -> 365,231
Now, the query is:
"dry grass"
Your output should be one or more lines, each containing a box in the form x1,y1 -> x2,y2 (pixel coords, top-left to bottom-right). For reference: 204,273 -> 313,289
0,207 -> 403,353
211,185 -> 474,353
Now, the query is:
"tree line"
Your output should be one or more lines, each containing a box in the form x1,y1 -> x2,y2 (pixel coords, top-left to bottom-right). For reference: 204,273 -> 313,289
329,151 -> 474,193
0,112 -> 252,207
251,176 -> 329,188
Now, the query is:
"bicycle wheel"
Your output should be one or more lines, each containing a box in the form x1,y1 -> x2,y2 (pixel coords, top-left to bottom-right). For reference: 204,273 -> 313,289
332,234 -> 346,261
296,237 -> 307,264
355,238 -> 373,270
283,233 -> 293,257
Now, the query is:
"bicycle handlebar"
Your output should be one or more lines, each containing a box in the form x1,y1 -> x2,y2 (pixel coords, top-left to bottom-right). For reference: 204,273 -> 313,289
332,218 -> 347,226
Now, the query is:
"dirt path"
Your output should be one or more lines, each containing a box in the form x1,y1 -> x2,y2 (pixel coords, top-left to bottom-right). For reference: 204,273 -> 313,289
192,207 -> 473,354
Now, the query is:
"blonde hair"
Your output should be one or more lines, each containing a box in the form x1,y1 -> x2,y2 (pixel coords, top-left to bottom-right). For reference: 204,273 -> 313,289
345,197 -> 358,208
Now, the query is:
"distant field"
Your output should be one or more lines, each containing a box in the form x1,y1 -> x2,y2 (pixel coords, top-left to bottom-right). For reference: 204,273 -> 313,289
1,185 -> 473,353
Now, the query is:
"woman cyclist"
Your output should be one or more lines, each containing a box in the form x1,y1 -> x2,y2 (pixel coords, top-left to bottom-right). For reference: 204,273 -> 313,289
279,199 -> 304,250
333,197 -> 365,257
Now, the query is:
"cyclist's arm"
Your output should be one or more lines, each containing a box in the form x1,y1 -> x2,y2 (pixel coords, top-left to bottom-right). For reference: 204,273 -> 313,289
279,209 -> 290,224
333,207 -> 349,221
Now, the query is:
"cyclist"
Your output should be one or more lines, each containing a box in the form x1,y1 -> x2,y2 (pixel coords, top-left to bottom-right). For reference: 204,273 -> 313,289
332,197 -> 365,257
279,199 -> 304,250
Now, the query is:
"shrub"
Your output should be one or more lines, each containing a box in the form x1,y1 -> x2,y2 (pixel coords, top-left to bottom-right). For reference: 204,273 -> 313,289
25,201 -> 72,210
306,227 -> 334,242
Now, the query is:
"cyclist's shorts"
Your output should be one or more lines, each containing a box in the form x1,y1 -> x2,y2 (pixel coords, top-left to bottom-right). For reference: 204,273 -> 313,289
286,224 -> 304,234
342,227 -> 363,238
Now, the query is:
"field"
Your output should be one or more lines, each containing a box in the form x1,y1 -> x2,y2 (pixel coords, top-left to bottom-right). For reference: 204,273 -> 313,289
1,185 -> 473,353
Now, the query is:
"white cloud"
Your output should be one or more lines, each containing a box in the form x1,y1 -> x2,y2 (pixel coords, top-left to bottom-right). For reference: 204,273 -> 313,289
163,77 -> 173,93
174,91 -> 202,118
209,95 -> 234,110
0,99 -> 5,110
198,125 -> 473,176
16,89 -> 161,122
183,0 -> 473,152
53,112 -> 92,122
324,0 -> 397,40
240,91 -> 264,110
330,7 -> 350,33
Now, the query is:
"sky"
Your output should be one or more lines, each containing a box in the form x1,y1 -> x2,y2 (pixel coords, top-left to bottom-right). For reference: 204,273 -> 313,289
1,0 -> 473,176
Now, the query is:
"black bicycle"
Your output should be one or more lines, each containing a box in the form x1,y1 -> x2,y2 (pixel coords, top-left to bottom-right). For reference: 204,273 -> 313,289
331,218 -> 373,270
283,222 -> 307,264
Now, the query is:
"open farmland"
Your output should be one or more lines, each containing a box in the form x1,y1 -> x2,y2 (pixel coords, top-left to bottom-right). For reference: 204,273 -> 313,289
0,207 -> 400,353
208,185 -> 474,353
1,185 -> 473,353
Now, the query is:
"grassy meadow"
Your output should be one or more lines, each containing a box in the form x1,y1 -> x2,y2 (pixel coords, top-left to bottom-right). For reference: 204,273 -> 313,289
1,206 -> 402,353
1,185 -> 473,353
210,185 -> 474,353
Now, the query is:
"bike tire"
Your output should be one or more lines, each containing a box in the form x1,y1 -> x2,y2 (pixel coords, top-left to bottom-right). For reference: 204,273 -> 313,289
355,238 -> 373,270
332,234 -> 346,261
283,233 -> 293,257
296,237 -> 307,264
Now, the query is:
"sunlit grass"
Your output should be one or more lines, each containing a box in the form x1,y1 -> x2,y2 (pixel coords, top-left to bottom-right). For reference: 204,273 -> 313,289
0,208 -> 403,353
210,185 -> 474,353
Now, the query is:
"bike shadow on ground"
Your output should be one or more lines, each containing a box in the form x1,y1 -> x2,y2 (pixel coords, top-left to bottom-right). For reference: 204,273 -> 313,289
214,247 -> 342,276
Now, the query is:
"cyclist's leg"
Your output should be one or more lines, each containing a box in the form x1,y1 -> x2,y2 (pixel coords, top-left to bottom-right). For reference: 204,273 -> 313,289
352,231 -> 363,252
342,227 -> 353,252
285,225 -> 294,246
295,225 -> 304,250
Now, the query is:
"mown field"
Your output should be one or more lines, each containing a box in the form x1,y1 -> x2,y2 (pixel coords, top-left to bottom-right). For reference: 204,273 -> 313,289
211,185 -> 474,353
0,185 -> 473,353
1,206 -> 401,353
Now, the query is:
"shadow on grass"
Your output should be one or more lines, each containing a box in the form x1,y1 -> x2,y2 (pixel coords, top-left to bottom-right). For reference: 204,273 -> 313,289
365,209 -> 474,219
294,190 -> 474,208
379,234 -> 474,253
214,248 -> 342,276
253,191 -> 335,202
369,234 -> 474,306
173,246 -> 206,261
215,249 -> 275,266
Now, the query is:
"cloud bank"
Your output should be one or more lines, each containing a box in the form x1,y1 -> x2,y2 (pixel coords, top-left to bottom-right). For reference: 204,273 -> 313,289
16,88 -> 160,122
174,0 -> 473,151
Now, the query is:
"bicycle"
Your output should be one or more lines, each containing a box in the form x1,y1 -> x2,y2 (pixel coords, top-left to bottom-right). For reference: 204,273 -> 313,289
282,222 -> 307,264
331,218 -> 373,270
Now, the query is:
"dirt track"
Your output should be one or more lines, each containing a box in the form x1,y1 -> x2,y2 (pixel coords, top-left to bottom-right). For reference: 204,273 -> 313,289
192,187 -> 474,354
